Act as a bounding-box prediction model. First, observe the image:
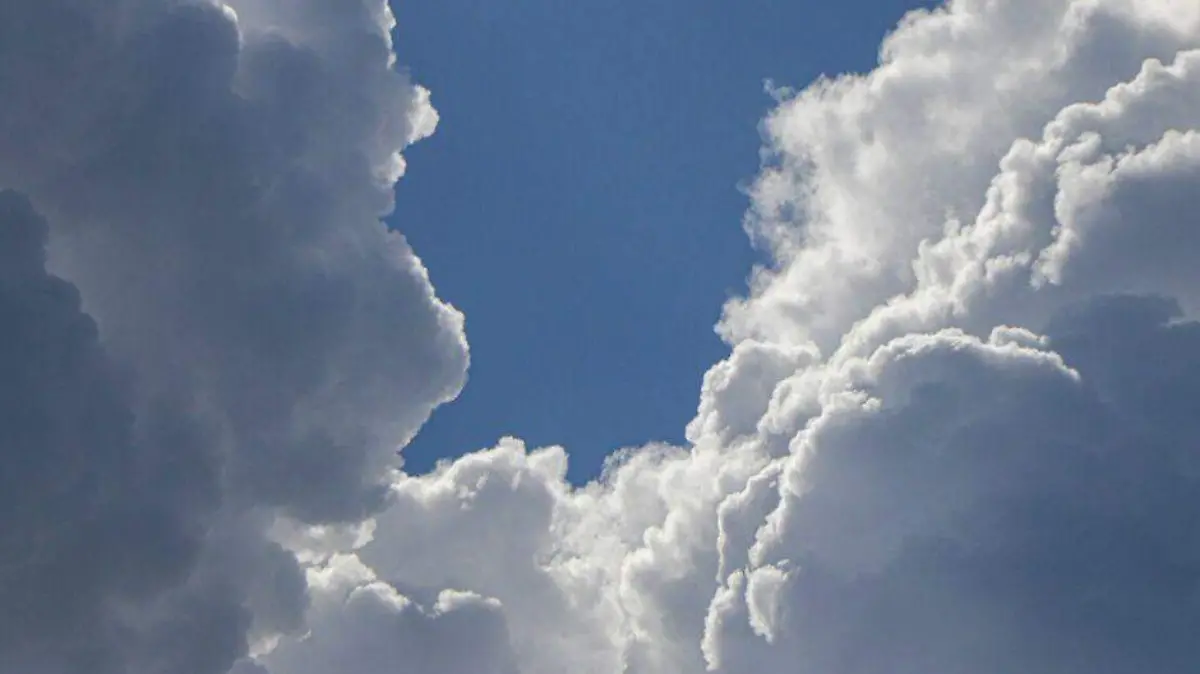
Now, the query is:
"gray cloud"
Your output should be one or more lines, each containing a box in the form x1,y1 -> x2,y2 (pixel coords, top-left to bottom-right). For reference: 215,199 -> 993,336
0,189 -> 220,673
0,1 -> 464,672
7,1 -> 1200,673
708,296 -> 1200,673
0,0 -> 464,523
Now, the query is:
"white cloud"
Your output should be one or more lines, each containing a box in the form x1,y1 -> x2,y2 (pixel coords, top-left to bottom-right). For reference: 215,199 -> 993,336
252,1 -> 1200,673
6,1 -> 1200,673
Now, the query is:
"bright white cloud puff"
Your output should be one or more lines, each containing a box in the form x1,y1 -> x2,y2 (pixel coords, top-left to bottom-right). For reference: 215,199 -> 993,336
2,1 -> 1200,674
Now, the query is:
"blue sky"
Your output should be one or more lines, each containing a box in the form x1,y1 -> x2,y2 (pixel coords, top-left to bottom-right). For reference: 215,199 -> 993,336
393,0 -> 935,480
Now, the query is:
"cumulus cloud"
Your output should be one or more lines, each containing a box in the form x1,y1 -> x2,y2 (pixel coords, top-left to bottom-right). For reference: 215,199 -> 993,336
250,1 -> 1200,673
0,0 -> 464,672
2,0 -> 466,521
7,1 -> 1200,674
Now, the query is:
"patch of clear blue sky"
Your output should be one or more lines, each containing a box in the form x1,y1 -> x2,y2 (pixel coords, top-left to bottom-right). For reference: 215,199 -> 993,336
393,0 -> 936,482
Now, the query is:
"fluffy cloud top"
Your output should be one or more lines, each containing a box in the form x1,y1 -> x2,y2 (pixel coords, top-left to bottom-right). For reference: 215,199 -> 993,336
4,1 -> 1200,673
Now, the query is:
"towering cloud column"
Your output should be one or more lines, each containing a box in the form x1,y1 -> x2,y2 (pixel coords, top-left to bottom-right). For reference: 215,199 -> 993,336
0,2 -> 466,672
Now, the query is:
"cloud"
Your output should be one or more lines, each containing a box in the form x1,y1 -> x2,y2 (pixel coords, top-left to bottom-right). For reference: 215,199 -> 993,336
262,555 -> 520,674
248,1 -> 1200,673
0,0 -> 466,521
0,189 -> 176,673
6,1 -> 1200,673
0,0 -> 465,672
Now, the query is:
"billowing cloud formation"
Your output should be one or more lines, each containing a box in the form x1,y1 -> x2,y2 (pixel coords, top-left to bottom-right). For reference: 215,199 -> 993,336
7,0 -> 1200,673
0,1 -> 465,672
250,1 -> 1200,673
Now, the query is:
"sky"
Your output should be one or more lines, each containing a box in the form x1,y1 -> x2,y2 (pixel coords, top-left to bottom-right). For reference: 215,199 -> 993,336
4,1 -> 1200,674
394,0 -> 936,480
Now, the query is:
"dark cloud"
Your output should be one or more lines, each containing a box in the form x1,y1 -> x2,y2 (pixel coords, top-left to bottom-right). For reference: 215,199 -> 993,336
0,0 -> 465,523
0,1 -> 464,672
0,190 -> 215,673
